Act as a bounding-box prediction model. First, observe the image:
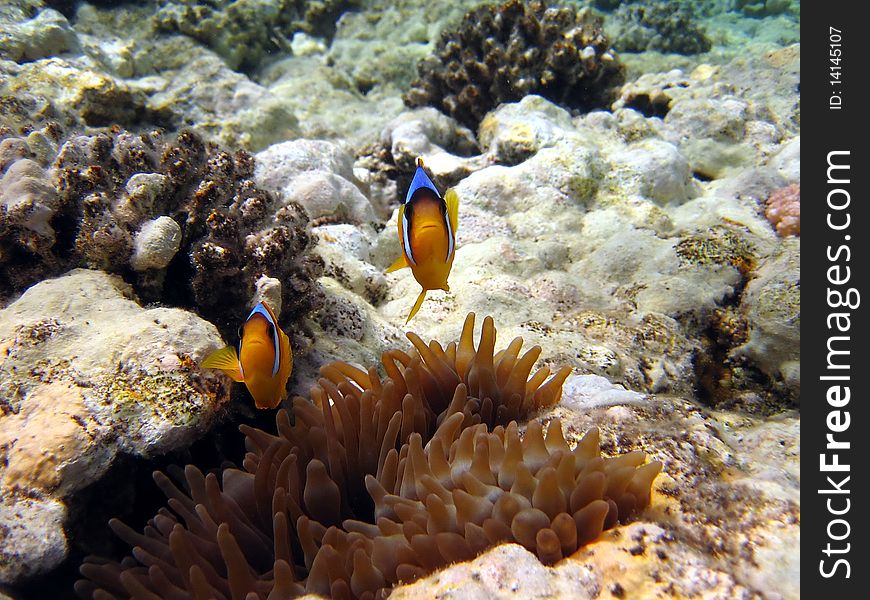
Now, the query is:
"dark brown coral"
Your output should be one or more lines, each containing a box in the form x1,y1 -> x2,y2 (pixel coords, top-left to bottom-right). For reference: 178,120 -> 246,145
77,313 -> 661,599
404,0 -> 625,130
1,126 -> 323,338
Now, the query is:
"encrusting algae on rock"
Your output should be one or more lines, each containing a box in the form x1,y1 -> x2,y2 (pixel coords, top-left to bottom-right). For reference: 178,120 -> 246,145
77,313 -> 661,599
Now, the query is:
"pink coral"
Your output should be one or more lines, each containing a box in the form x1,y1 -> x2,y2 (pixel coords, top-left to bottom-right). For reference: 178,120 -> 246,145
765,183 -> 800,237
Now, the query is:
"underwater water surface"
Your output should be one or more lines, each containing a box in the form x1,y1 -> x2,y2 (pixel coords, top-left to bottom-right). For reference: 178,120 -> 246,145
0,1 -> 800,598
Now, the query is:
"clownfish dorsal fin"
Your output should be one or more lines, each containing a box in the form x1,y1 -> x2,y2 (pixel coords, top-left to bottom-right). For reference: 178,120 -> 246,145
445,188 -> 459,236
444,187 -> 459,261
405,158 -> 441,205
201,346 -> 244,382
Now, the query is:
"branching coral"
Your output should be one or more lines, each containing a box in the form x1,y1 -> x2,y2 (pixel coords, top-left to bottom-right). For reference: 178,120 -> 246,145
1,126 -> 323,337
77,313 -> 662,599
403,0 -> 625,130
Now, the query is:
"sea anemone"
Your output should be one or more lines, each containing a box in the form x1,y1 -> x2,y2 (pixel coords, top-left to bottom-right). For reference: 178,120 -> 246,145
77,313 -> 661,599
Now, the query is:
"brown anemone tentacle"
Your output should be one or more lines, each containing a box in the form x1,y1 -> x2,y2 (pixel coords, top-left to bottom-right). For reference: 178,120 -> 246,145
78,313 -> 661,599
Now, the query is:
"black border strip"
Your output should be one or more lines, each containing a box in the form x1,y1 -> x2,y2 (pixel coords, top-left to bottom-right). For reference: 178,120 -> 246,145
804,2 -> 869,595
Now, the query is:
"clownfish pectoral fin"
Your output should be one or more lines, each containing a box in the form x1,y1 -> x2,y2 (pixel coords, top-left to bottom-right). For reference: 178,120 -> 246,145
445,188 -> 459,235
406,288 -> 428,324
386,254 -> 409,273
201,346 -> 244,382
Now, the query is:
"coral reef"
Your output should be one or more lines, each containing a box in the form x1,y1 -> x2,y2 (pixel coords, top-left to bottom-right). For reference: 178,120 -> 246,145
1,6 -> 300,151
764,183 -> 799,237
385,388 -> 800,599
347,79 -> 797,405
732,238 -> 800,400
0,1 -> 801,595
0,7 -> 80,63
324,0 -> 483,95
277,0 -> 486,146
254,139 -> 379,225
611,46 -> 798,179
478,95 -> 576,166
153,0 -> 358,72
1,126 -> 323,336
611,68 -> 693,118
130,215 -> 182,271
767,136 -> 799,184
77,313 -> 661,599
735,0 -> 799,18
146,49 -> 301,151
0,157 -> 63,285
0,269 -> 229,584
403,0 -> 625,130
0,497 -> 68,584
353,108 -> 483,215
608,1 -> 712,55
1,56 -> 161,129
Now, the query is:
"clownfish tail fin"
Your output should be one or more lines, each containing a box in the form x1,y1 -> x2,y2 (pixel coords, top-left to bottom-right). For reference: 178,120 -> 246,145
406,289 -> 428,324
201,346 -> 244,382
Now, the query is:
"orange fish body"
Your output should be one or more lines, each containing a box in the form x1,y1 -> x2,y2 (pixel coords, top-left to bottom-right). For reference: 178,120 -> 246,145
201,302 -> 293,409
388,158 -> 459,322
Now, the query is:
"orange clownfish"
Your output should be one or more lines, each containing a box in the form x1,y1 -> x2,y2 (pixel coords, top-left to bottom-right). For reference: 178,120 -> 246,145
201,302 -> 293,409
387,157 -> 459,323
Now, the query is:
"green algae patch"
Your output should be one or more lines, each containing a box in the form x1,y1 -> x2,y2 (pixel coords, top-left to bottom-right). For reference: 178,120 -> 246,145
104,369 -> 201,425
751,268 -> 800,327
674,228 -> 756,274
99,364 -> 228,456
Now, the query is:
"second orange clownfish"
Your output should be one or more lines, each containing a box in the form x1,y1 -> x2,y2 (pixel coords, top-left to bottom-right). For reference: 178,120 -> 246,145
201,302 -> 293,409
388,157 -> 459,323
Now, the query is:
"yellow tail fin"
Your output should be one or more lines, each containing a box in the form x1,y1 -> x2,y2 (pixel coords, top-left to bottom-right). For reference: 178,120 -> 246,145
201,346 -> 243,381
406,288 -> 428,323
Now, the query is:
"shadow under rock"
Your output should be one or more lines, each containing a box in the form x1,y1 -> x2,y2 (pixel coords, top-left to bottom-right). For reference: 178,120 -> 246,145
11,390 -> 277,599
